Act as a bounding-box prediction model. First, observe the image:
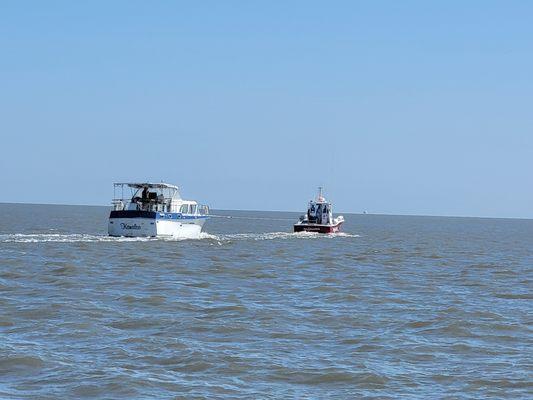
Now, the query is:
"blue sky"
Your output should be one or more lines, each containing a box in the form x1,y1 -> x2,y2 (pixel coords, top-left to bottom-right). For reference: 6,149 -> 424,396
1,1 -> 532,218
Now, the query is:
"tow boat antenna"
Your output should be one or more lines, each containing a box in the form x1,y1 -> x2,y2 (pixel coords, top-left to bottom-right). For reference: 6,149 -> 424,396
317,186 -> 325,202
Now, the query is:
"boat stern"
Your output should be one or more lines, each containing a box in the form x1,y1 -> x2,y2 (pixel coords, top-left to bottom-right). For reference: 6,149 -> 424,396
108,211 -> 157,237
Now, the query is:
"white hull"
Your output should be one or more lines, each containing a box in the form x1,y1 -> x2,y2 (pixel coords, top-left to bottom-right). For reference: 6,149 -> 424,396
108,217 -> 207,239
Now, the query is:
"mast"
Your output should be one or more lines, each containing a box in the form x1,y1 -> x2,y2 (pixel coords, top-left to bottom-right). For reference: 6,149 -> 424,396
317,186 -> 325,202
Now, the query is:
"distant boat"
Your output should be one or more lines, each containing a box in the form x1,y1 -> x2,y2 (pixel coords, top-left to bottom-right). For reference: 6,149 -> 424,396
294,187 -> 344,233
108,182 -> 209,238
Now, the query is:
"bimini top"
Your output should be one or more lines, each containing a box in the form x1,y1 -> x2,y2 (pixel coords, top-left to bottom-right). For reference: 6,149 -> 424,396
114,182 -> 179,190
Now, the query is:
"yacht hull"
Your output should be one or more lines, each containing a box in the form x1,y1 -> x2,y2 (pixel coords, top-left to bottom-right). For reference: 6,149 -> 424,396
108,211 -> 207,238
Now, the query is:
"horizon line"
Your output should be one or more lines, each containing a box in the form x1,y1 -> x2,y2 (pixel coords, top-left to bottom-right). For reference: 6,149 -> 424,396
0,201 -> 531,222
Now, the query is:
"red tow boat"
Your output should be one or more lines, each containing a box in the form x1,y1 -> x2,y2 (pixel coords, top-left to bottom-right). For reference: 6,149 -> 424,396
294,188 -> 344,233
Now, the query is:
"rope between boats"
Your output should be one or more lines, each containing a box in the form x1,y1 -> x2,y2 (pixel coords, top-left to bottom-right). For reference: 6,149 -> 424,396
209,214 -> 295,221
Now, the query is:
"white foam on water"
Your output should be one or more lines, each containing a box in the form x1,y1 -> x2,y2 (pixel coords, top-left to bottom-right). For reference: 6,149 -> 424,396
0,231 -> 358,244
158,232 -> 220,242
0,232 -> 225,244
199,232 -> 220,240
0,234 -> 153,243
213,231 -> 360,242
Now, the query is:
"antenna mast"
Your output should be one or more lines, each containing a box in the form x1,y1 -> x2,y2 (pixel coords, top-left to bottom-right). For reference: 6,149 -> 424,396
317,186 -> 324,202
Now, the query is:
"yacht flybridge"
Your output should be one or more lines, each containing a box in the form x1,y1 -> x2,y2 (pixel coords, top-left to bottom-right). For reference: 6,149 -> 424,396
108,182 -> 209,238
294,187 -> 344,233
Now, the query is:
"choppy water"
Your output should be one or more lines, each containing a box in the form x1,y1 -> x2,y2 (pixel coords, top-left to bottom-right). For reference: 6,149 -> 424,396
0,203 -> 531,399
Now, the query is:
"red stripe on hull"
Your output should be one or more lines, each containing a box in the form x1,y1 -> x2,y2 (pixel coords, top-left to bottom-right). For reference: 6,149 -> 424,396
294,221 -> 343,234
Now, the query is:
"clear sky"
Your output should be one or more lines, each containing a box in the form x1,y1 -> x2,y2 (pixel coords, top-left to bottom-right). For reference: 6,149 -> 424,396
1,1 -> 532,218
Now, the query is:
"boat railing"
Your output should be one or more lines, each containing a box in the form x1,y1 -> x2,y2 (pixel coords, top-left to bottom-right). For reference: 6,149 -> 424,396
112,199 -> 125,211
198,205 -> 209,216
112,199 -> 209,216
112,197 -> 170,212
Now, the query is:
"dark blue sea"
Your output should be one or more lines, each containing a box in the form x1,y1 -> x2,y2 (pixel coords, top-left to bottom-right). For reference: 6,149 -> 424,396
0,203 -> 531,399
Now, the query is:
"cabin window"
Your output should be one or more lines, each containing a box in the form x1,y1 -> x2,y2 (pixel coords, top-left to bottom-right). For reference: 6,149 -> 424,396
179,204 -> 189,214
190,205 -> 197,214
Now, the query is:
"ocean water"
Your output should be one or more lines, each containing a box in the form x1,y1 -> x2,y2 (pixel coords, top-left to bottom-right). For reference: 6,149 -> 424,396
0,203 -> 531,399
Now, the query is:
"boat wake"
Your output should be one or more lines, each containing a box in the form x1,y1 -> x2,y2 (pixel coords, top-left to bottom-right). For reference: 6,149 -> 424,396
209,231 -> 359,242
0,234 -> 153,243
1,231 -> 358,244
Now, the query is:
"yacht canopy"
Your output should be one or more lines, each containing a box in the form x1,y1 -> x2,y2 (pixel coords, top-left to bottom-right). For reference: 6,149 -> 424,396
113,182 -> 182,200
114,182 -> 179,190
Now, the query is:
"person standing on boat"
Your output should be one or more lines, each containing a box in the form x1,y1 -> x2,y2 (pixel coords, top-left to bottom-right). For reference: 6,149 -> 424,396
322,204 -> 330,225
138,186 -> 149,211
308,202 -> 316,223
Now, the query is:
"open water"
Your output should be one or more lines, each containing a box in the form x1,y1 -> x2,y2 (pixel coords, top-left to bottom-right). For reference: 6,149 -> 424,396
0,203 -> 531,399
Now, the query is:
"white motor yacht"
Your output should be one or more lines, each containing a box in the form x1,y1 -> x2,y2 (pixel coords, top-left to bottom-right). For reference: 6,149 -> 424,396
108,182 -> 209,238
